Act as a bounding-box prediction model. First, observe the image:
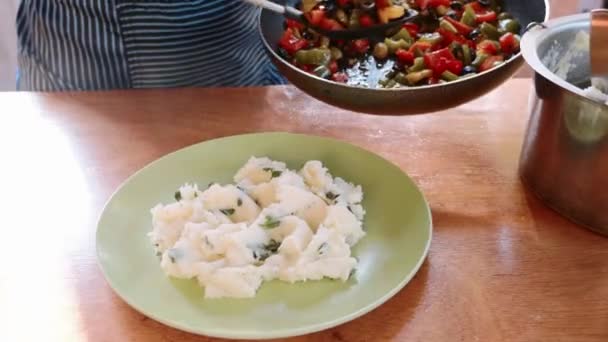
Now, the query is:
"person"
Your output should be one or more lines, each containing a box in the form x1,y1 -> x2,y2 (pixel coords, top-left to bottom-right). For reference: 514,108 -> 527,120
16,0 -> 285,91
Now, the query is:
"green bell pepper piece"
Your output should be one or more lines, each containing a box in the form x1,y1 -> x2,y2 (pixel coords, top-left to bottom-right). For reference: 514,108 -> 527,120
295,48 -> 331,66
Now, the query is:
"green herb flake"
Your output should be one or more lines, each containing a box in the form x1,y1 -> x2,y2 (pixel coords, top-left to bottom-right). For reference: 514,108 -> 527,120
260,216 -> 281,229
174,191 -> 182,201
326,192 -> 339,200
220,208 -> 235,216
266,239 -> 281,254
204,236 -> 213,248
317,242 -> 329,255
253,239 -> 281,262
168,248 -> 182,263
237,198 -> 243,206
167,249 -> 177,264
349,268 -> 357,279
263,167 -> 282,178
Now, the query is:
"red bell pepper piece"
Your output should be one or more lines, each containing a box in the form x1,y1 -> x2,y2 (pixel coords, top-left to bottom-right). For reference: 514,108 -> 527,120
279,28 -> 308,55
300,64 -> 314,73
479,55 -> 504,72
437,28 -> 468,46
433,0 -> 451,6
306,9 -> 325,27
285,19 -> 304,30
337,0 -> 351,7
375,0 -> 392,8
328,61 -> 339,74
409,41 -> 433,54
416,0 -> 429,9
476,11 -> 497,23
477,40 -> 499,55
466,1 -> 485,13
396,49 -> 415,64
447,59 -> 463,75
426,47 -> 455,61
403,23 -> 419,37
359,14 -> 375,28
465,1 -> 497,23
351,39 -> 370,54
427,77 -> 440,85
331,72 -> 348,83
424,48 -> 456,77
444,17 -> 473,35
320,18 -> 344,31
499,32 -> 520,55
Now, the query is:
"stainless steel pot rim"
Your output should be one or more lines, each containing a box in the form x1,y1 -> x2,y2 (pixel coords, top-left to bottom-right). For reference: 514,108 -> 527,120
521,12 -> 608,106
258,0 -> 550,93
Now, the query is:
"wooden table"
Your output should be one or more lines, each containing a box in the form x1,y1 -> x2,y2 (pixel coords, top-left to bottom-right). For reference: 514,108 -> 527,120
1,79 -> 607,342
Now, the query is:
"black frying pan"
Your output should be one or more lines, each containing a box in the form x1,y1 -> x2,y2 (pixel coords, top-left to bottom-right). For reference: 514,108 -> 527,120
259,0 -> 550,115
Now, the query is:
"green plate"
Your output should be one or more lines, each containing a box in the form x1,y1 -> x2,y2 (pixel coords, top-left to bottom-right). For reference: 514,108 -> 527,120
96,132 -> 432,340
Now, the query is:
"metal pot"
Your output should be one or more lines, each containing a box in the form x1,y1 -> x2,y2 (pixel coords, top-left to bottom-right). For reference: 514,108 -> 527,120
520,13 -> 608,235
259,0 -> 549,115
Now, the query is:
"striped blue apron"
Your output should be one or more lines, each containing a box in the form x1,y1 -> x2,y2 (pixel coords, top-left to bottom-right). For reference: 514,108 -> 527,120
16,0 -> 286,91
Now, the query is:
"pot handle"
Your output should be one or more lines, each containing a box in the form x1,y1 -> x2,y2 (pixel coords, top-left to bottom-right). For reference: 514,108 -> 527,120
523,21 -> 548,35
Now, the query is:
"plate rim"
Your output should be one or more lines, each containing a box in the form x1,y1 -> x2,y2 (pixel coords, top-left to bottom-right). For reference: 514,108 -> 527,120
95,131 -> 433,340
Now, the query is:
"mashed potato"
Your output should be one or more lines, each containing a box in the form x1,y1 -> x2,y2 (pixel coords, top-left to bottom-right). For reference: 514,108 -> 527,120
148,157 -> 366,299
542,30 -> 608,106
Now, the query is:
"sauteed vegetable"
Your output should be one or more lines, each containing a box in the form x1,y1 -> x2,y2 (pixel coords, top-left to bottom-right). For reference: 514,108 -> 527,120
277,0 -> 521,87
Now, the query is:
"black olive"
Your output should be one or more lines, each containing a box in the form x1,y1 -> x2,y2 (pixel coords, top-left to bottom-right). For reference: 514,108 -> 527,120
450,1 -> 464,10
277,47 -> 290,60
469,48 -> 477,61
319,0 -> 336,14
428,8 -> 439,21
478,0 -> 491,6
446,10 -> 459,20
360,0 -> 376,11
302,29 -> 314,40
463,65 -> 477,74
469,27 -> 482,40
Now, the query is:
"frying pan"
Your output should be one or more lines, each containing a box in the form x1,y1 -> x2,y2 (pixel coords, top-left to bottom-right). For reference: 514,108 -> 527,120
259,0 -> 550,115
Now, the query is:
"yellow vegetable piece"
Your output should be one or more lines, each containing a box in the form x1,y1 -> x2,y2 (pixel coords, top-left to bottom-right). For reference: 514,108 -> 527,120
378,5 -> 405,24
302,0 -> 321,13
